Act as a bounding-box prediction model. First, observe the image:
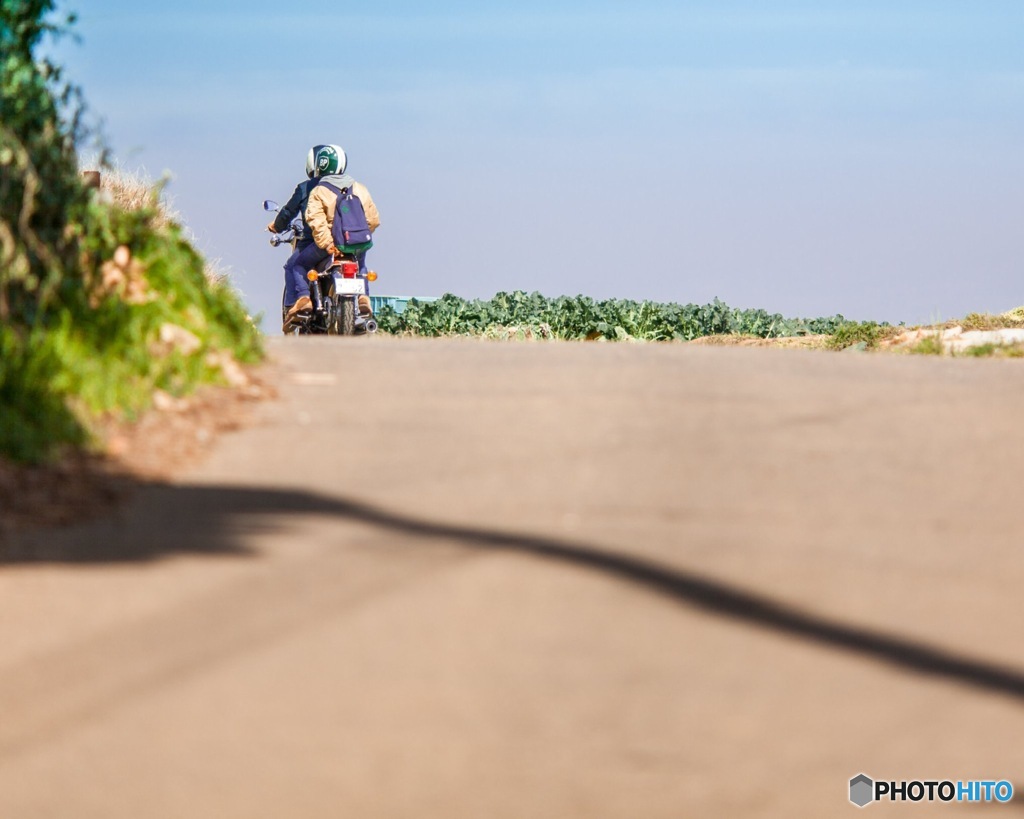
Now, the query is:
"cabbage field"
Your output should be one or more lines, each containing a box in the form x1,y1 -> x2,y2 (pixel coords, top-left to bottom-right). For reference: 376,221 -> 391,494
375,291 -> 849,341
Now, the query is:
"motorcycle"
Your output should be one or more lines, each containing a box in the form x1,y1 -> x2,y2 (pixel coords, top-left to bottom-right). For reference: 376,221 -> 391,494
263,199 -> 379,336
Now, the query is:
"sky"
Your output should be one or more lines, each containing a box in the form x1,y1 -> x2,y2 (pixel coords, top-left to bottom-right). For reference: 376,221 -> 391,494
52,0 -> 1024,325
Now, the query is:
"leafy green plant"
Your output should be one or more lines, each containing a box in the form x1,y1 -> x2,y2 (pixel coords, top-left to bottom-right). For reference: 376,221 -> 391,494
376,291 -> 848,342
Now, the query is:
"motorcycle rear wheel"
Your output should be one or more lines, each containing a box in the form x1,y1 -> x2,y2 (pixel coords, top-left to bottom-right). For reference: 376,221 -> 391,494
338,297 -> 356,336
325,297 -> 338,335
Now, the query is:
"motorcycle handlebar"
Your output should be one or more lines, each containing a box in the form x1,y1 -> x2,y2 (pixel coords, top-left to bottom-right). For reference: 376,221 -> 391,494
262,202 -> 304,247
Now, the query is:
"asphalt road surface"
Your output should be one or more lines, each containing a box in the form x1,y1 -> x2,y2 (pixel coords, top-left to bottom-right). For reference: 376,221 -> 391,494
2,337 -> 1023,818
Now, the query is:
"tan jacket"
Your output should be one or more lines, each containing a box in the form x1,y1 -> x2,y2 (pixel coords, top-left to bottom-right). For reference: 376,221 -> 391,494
305,180 -> 381,251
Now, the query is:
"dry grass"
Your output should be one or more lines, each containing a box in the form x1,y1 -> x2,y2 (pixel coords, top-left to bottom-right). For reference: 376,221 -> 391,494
84,162 -> 229,287
202,257 -> 232,288
688,334 -> 831,350
959,312 -> 1024,331
95,163 -> 180,229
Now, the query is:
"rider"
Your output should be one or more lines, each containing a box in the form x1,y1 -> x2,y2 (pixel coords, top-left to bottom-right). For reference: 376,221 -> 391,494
268,149 -> 321,327
284,144 -> 380,327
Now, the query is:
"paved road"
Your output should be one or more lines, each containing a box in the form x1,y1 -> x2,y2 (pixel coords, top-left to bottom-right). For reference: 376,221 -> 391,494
2,337 -> 1023,817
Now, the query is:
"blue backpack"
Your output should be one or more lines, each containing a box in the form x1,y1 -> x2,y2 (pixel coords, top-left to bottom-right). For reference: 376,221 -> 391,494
320,181 -> 373,254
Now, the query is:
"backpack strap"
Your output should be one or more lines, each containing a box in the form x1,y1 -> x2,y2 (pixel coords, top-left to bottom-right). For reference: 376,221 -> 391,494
319,180 -> 356,201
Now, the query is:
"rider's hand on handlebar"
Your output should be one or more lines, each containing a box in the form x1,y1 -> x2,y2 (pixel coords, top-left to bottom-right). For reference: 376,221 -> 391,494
266,221 -> 277,233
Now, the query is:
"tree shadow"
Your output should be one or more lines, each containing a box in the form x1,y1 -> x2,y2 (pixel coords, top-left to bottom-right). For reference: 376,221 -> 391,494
4,479 -> 1024,706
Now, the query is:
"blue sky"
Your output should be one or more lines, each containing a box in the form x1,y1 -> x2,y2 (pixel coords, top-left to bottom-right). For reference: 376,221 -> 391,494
54,1 -> 1024,324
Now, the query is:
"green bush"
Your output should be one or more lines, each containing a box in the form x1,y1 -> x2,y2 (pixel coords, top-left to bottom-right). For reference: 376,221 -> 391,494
0,1 -> 92,320
0,325 -> 85,462
0,3 -> 262,463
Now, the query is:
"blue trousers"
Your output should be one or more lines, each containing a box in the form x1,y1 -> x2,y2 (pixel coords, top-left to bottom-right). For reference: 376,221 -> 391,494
284,241 -> 329,308
284,243 -> 371,307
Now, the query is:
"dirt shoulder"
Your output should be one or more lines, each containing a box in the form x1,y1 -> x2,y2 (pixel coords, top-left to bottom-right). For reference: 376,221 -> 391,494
687,333 -> 831,349
0,370 -> 273,536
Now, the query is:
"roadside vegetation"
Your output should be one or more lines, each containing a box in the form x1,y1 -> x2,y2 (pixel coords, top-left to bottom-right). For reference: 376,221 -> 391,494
376,292 -> 849,341
0,3 -> 261,463
823,321 -> 899,351
908,335 -> 945,356
377,294 -> 1024,359
958,311 -> 1024,332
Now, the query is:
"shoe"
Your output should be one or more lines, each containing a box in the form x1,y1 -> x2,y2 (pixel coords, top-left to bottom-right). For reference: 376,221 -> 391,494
282,296 -> 312,333
358,295 -> 372,316
285,296 -> 312,320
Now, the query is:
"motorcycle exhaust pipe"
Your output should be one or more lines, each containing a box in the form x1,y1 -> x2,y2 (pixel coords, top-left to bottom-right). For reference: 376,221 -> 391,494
363,318 -> 378,334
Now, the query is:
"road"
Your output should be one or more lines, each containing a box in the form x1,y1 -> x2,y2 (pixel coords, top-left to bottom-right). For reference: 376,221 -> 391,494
2,336 -> 1023,817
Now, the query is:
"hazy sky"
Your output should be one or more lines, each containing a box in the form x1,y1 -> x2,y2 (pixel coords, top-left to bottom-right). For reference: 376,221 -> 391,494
54,1 -> 1024,324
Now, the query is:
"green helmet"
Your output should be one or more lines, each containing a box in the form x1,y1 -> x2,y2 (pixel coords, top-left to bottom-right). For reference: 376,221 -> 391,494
306,144 -> 347,178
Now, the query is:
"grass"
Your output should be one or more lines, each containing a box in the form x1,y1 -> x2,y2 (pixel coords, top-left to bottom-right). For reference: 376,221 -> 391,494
960,342 -> 998,358
825,321 -> 900,351
1,166 -> 262,463
0,326 -> 86,462
94,164 -> 231,287
959,312 -> 1024,332
846,311 -> 1024,358
909,335 -> 944,356
99,164 -> 179,227
958,342 -> 1024,359
1,15 -> 259,466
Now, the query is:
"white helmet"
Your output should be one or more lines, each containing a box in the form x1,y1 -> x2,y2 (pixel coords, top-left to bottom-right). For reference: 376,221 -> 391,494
305,144 -> 347,178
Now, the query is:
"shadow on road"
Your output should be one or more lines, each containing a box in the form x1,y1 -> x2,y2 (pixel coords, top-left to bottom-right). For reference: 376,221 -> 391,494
5,480 -> 1024,705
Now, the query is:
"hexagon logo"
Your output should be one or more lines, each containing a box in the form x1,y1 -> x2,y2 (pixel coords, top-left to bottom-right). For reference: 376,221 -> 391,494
850,774 -> 874,808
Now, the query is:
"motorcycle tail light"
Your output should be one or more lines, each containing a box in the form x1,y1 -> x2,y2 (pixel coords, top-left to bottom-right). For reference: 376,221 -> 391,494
341,261 -> 358,279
